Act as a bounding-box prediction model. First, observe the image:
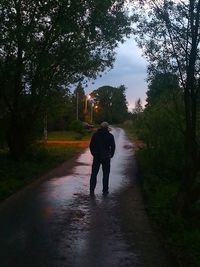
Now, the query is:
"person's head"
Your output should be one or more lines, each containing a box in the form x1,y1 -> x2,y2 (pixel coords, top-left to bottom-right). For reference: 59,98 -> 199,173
100,121 -> 111,131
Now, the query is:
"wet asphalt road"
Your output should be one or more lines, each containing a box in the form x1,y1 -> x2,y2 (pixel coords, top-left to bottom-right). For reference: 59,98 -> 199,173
0,128 -> 170,267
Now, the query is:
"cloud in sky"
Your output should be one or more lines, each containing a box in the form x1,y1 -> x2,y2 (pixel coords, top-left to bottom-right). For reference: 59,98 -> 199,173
86,37 -> 148,110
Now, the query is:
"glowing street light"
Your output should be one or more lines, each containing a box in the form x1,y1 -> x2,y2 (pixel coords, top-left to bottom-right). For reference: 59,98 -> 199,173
85,94 -> 91,113
94,105 -> 98,112
91,101 -> 94,123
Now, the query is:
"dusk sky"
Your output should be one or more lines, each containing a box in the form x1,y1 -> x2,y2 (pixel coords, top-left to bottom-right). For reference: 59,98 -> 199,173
85,36 -> 148,111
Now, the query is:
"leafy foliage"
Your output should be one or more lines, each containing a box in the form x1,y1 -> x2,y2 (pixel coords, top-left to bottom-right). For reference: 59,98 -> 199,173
91,85 -> 128,123
132,0 -> 200,215
134,73 -> 184,177
129,70 -> 200,266
0,0 -> 131,158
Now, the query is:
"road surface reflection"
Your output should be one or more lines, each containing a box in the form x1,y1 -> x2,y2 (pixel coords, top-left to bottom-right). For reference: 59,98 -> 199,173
0,127 -> 141,267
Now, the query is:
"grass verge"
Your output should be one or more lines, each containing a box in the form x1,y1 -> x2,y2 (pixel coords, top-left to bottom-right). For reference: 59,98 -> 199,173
122,125 -> 200,267
0,131 -> 91,202
47,130 -> 93,141
136,148 -> 200,267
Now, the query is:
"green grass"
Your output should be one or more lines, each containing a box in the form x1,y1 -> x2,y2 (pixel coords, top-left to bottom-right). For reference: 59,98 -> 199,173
137,148 -> 200,267
122,125 -> 200,267
47,130 -> 93,141
0,130 -> 91,201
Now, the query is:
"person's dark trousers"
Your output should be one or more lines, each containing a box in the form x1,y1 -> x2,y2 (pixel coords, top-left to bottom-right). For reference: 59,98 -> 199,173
102,158 -> 110,193
90,157 -> 111,193
90,158 -> 100,192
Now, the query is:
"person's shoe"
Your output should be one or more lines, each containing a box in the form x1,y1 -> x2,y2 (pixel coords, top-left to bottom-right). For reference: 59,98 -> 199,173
102,191 -> 109,196
90,190 -> 95,197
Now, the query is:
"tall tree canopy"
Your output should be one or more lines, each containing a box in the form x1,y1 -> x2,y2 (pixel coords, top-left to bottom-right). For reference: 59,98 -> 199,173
0,0 -> 131,158
132,0 -> 200,214
91,85 -> 128,123
146,73 -> 180,107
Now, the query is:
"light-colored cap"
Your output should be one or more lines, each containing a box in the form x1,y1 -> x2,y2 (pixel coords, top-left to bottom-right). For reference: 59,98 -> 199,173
100,121 -> 109,128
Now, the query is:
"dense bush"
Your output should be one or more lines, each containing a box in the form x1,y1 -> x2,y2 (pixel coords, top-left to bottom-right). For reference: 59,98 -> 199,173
69,120 -> 85,138
127,73 -> 200,266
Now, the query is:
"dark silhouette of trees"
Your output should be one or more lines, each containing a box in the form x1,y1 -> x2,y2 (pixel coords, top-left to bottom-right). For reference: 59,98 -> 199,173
91,85 -> 128,123
0,0 -> 131,159
132,0 -> 200,214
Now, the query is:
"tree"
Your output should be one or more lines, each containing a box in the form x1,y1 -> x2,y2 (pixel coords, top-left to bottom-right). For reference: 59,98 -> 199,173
132,0 -> 200,214
146,73 -> 180,107
43,85 -> 72,132
73,82 -> 85,122
133,98 -> 143,114
111,85 -> 128,123
142,72 -> 184,145
92,85 -> 114,122
92,85 -> 128,123
133,72 -> 185,189
0,0 -> 131,158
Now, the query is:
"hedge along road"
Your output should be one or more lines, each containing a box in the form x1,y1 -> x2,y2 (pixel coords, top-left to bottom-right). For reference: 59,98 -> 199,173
0,127 -> 174,267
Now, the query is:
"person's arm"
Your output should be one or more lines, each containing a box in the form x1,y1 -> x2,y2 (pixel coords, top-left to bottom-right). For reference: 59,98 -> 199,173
110,135 -> 115,158
89,133 -> 96,156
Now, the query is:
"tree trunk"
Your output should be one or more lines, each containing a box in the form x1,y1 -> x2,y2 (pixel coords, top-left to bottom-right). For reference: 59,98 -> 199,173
177,0 -> 200,214
177,132 -> 199,216
177,84 -> 199,215
6,108 -> 37,160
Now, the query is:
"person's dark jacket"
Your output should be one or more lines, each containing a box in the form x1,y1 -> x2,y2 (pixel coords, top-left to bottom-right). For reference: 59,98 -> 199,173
89,128 -> 115,160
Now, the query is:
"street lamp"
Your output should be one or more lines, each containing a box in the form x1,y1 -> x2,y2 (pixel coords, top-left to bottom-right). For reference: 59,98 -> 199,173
91,101 -> 94,124
85,94 -> 91,113
94,105 -> 98,112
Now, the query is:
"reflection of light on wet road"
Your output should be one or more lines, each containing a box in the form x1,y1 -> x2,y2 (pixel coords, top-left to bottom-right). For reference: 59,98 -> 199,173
45,127 -> 140,267
38,127 -> 134,204
35,127 -> 135,222
0,127 -> 141,267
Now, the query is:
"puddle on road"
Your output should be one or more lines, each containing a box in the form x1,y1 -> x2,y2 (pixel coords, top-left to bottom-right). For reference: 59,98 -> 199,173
53,192 -> 141,267
35,128 -> 141,266
0,128 -> 172,267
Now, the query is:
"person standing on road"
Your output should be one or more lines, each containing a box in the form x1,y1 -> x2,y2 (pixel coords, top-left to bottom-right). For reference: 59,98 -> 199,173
89,122 -> 115,196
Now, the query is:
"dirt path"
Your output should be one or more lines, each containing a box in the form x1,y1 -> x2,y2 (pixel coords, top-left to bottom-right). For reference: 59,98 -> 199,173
0,128 -> 174,267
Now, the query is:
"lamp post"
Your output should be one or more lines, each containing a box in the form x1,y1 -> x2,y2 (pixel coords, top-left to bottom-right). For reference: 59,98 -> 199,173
85,94 -> 91,113
91,101 -> 94,124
